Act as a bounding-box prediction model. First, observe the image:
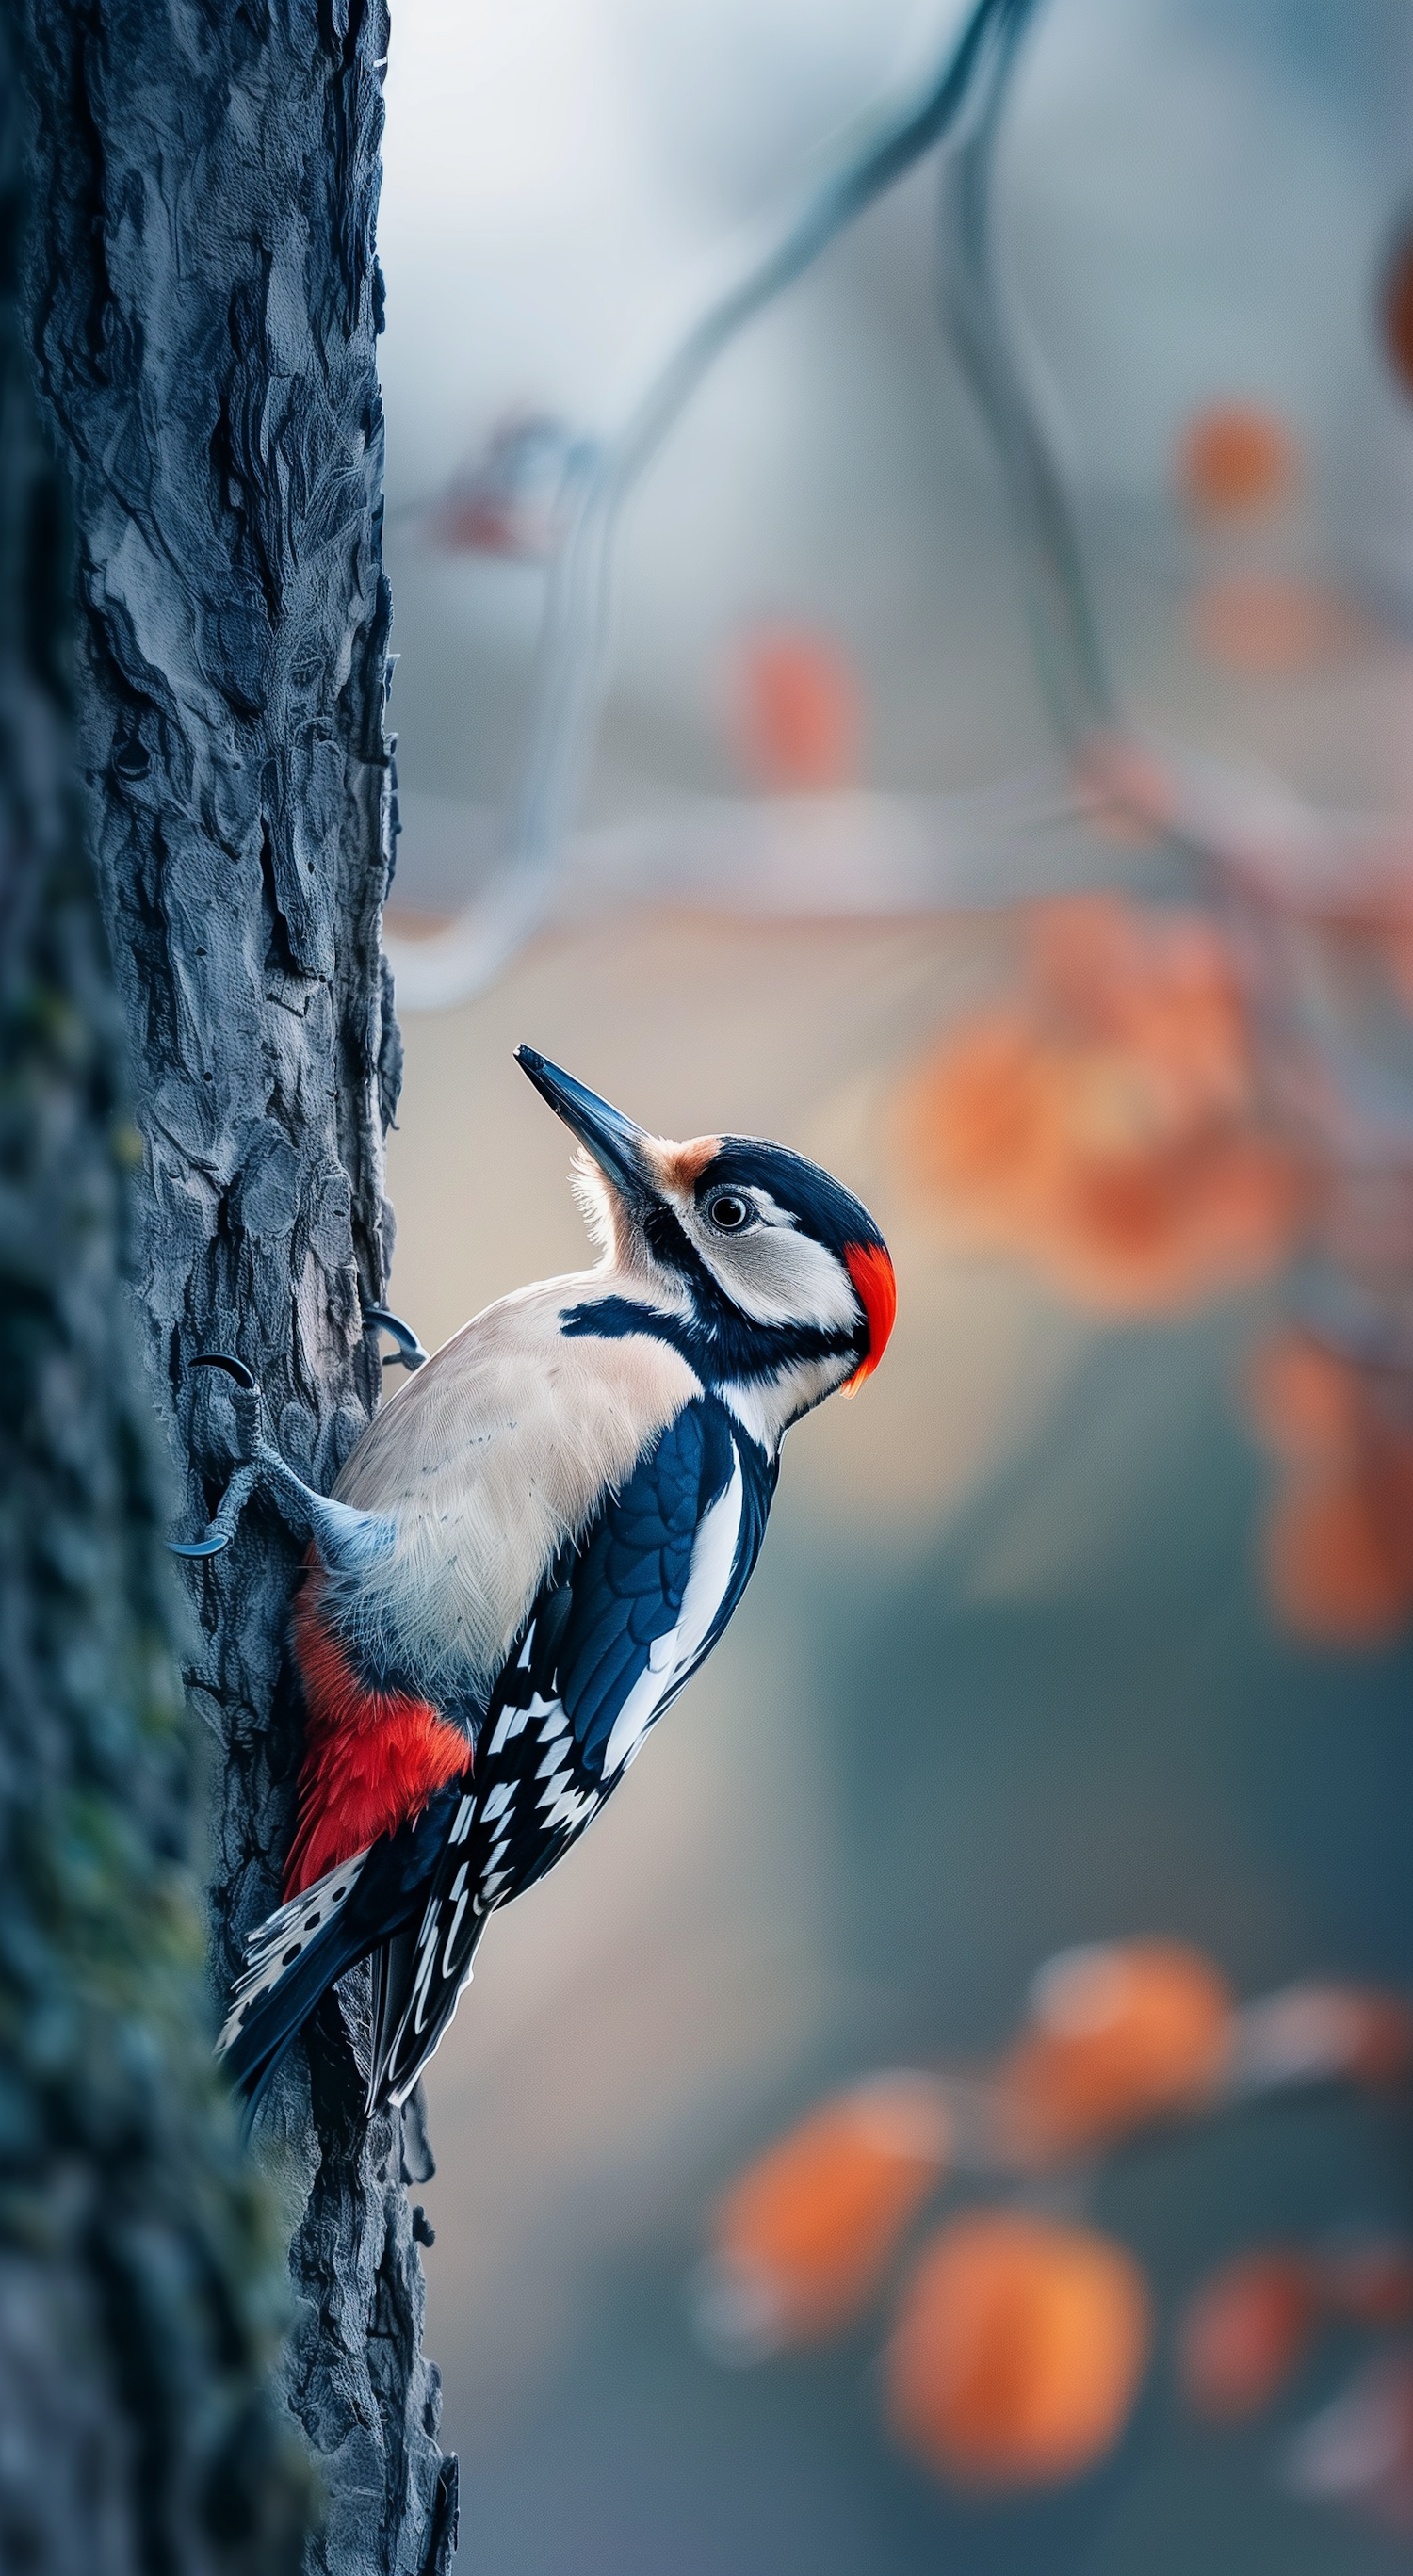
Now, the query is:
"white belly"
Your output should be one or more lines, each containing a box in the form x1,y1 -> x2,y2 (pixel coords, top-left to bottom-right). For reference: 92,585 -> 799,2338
327,1272 -> 703,1704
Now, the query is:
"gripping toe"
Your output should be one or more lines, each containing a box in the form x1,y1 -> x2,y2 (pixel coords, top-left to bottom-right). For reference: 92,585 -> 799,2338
167,1355 -> 266,1558
168,1459 -> 260,1559
364,1305 -> 430,1372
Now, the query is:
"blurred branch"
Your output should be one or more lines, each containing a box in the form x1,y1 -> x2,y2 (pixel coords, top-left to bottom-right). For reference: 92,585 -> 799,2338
692,1957 -> 1412,2372
937,0 -> 1110,749
389,0 -> 1037,1008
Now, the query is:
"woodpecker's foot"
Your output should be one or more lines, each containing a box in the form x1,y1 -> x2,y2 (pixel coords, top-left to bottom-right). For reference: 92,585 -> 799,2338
168,1353 -> 397,1575
169,1355 -> 266,1558
364,1304 -> 430,1371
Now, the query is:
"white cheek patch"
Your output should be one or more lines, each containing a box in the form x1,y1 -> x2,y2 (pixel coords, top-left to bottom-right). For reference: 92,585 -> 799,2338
636,1157 -> 861,1337
696,1220 -> 860,1334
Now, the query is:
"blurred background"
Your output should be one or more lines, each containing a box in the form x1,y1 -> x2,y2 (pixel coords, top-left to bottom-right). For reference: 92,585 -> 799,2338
375,2 -> 1413,2567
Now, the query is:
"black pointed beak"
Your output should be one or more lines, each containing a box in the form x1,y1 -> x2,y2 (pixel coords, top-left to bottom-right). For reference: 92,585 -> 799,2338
515,1046 -> 652,1198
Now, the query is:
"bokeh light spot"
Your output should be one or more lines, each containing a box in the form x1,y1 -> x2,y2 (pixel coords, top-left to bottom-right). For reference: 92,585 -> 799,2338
1179,2251 -> 1319,2420
895,897 -> 1304,1313
1383,219 -> 1413,399
998,1939 -> 1233,2162
885,2211 -> 1152,2489
1187,577 -> 1367,676
1248,1337 -> 1413,1644
704,2074 -> 950,2355
1178,404 -> 1299,519
728,624 -> 862,791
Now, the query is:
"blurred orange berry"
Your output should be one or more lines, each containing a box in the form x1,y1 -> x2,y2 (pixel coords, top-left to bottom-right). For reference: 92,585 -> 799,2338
729,625 -> 861,792
1179,2233 -> 1413,2429
1247,1334 -> 1413,1644
896,898 -> 1304,1314
997,1941 -> 1234,2163
1187,576 -> 1366,676
1380,918 -> 1413,1014
1246,1333 -> 1368,1462
1178,405 -> 1299,519
1265,1448 -> 1413,1644
1321,2243 -> 1413,2327
1178,2251 -> 1319,2420
885,2211 -> 1152,2488
706,2074 -> 950,2354
1384,221 -> 1413,401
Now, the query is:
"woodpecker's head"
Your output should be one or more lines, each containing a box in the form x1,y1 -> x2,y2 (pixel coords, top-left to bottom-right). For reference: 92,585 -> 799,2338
517,1045 -> 895,1433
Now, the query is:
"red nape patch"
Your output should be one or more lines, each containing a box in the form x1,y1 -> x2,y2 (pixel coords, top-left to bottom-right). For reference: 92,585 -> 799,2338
842,1240 -> 897,1396
284,1575 -> 470,1898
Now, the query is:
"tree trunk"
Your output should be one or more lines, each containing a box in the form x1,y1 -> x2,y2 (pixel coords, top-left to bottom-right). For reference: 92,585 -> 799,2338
11,6 -> 456,2570
0,20 -> 312,2574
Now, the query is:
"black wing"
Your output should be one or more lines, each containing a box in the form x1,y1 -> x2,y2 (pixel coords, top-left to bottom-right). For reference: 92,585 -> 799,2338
368,1397 -> 775,2107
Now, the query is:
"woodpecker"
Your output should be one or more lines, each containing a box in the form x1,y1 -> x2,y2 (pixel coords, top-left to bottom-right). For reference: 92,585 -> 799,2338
180,1048 -> 895,2115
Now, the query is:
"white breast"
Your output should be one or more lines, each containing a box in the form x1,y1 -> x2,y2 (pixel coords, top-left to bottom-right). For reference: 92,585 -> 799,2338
328,1272 -> 702,1703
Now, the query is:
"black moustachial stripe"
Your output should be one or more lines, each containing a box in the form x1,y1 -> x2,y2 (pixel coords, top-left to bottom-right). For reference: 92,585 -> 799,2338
558,1293 -> 854,1386
561,1135 -> 883,1382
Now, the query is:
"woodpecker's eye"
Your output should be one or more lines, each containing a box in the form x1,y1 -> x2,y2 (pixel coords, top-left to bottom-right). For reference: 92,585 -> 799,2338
706,1191 -> 752,1232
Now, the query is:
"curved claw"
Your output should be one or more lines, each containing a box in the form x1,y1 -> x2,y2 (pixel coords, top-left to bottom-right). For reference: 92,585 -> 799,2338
187,1349 -> 265,1460
191,1352 -> 258,1393
168,1459 -> 260,1560
364,1305 -> 430,1372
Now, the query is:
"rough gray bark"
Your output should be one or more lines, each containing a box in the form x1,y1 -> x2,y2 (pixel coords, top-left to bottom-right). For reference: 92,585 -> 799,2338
11,5 -> 456,2569
0,19 -> 312,2571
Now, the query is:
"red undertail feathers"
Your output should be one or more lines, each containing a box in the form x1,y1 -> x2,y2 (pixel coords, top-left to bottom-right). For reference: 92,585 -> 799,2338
285,1575 -> 470,1898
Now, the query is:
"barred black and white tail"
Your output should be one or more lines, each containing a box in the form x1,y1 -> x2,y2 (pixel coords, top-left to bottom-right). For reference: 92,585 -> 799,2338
217,1849 -> 375,2106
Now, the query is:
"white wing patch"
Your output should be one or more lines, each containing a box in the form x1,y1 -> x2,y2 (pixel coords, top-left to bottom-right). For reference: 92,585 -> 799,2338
379,1688 -> 602,2105
216,1845 -> 372,2059
487,1685 -> 559,1757
601,1450 -> 744,1776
